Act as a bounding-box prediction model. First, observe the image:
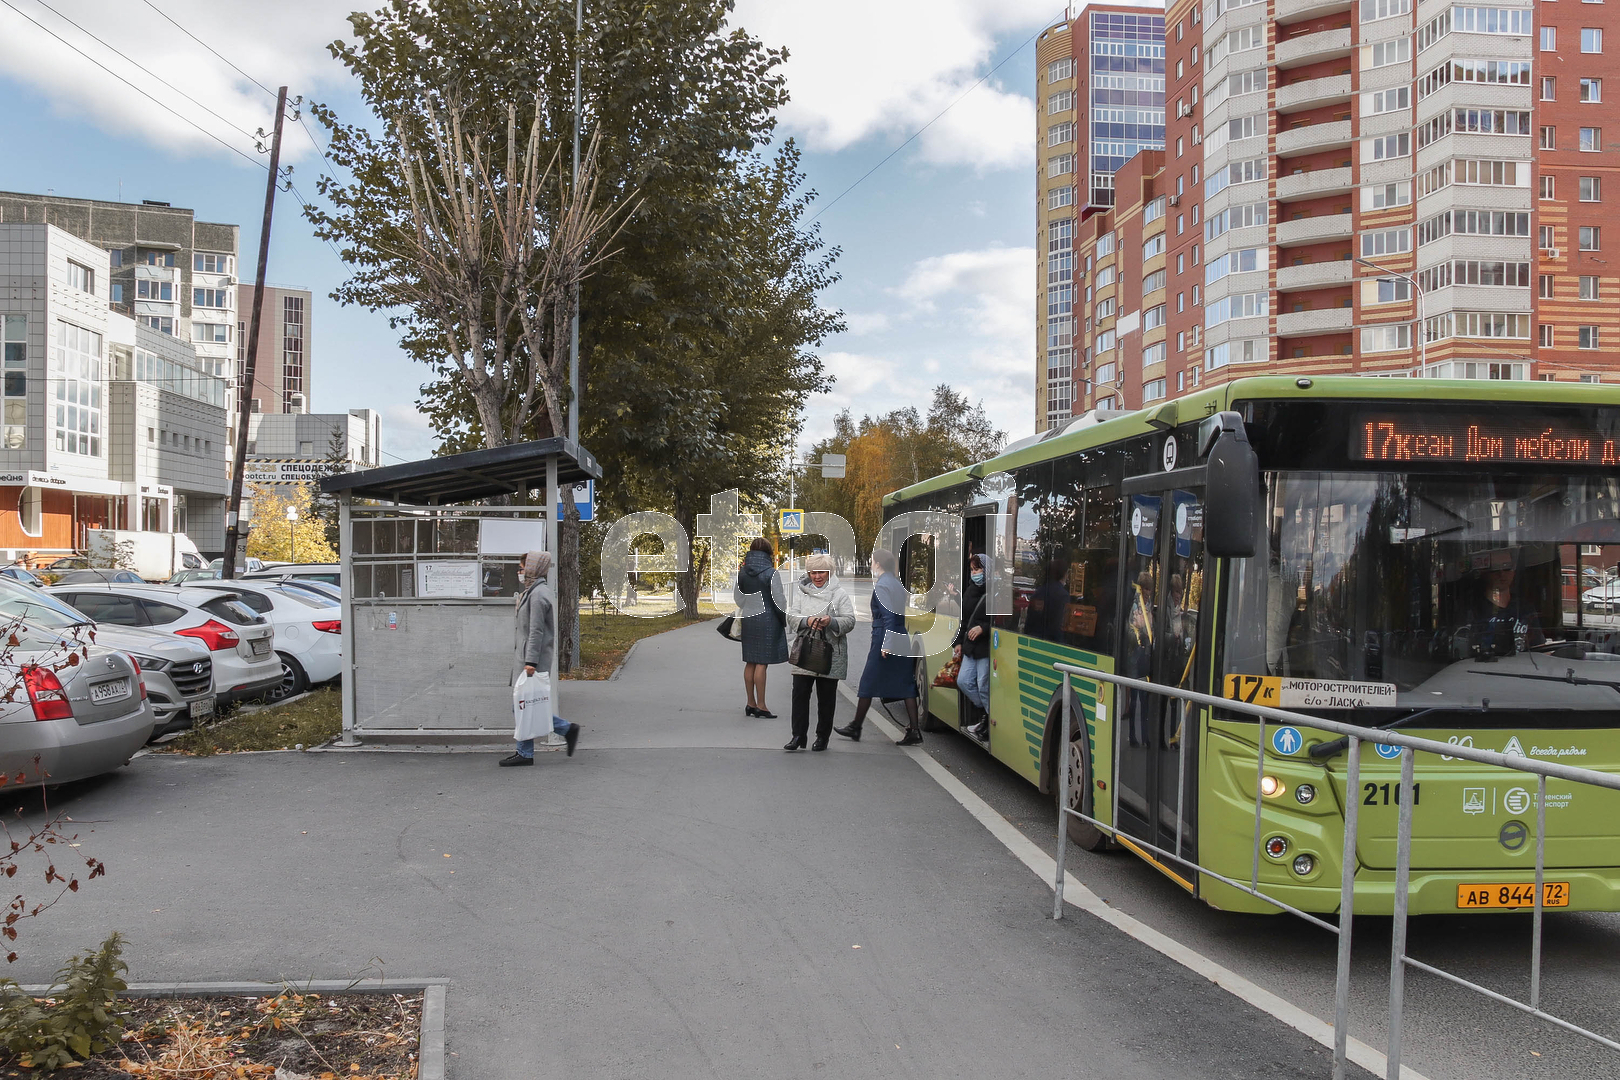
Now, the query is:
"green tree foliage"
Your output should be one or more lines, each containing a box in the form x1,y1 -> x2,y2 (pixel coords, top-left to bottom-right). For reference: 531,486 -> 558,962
799,386 -> 1004,551
0,934 -> 127,1070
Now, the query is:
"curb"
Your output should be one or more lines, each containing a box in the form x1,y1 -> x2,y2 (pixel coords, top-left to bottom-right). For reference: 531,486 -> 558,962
16,978 -> 450,1077
608,637 -> 641,680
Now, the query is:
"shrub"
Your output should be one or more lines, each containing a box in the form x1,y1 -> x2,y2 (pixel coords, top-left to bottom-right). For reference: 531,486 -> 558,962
0,933 -> 128,1070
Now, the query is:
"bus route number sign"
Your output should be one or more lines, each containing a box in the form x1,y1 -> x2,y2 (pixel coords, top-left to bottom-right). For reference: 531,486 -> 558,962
1224,674 -> 1280,706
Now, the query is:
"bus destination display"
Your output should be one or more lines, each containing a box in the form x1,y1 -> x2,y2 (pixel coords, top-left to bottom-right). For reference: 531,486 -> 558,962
1351,413 -> 1620,465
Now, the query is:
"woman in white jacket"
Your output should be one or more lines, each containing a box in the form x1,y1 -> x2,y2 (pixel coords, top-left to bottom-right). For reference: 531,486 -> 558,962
782,553 -> 857,752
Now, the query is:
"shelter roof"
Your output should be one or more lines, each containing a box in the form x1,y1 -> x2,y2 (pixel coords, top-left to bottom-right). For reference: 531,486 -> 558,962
319,438 -> 601,504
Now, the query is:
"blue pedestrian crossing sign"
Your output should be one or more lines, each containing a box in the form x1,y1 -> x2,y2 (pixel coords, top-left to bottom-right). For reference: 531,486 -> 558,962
1272,726 -> 1304,756
779,509 -> 805,535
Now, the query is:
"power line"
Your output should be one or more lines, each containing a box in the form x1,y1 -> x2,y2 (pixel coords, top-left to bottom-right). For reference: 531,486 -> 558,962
807,9 -> 1066,225
21,0 -> 259,141
137,0 -> 277,100
0,0 -> 266,171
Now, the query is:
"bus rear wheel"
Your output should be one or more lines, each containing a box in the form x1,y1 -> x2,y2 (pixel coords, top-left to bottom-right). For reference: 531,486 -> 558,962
1054,707 -> 1110,852
915,659 -> 946,731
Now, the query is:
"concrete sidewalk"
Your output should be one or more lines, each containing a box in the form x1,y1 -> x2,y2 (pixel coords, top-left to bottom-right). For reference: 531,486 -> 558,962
11,620 -> 1368,1079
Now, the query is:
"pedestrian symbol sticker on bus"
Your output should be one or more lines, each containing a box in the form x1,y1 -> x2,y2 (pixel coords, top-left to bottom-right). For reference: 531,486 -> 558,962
1272,727 -> 1303,755
779,510 -> 804,535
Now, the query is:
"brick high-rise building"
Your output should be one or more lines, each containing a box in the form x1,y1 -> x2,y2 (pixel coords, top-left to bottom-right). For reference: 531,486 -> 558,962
1036,5 -> 1167,431
235,283 -> 313,416
1046,0 -> 1620,422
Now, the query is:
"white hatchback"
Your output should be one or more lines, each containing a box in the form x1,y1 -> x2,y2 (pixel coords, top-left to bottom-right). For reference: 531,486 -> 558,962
178,579 -> 341,698
46,583 -> 282,704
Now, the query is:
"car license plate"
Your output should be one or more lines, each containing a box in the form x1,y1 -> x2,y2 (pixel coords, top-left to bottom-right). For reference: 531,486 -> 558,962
250,638 -> 271,657
1457,882 -> 1570,909
189,697 -> 216,720
90,678 -> 130,704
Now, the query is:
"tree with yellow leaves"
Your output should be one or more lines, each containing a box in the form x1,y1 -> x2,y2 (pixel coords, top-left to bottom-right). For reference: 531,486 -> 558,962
244,483 -> 338,565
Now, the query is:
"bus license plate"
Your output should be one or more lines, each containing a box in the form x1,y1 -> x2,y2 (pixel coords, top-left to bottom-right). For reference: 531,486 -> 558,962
250,639 -> 271,657
1457,882 -> 1569,909
90,678 -> 129,704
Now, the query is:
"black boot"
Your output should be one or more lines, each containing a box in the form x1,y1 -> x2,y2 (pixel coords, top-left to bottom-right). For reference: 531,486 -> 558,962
897,699 -> 924,745
783,735 -> 806,752
835,698 -> 870,741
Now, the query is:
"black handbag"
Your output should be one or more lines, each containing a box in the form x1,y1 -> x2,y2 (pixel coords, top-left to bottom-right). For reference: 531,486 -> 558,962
717,614 -> 742,641
789,628 -> 834,675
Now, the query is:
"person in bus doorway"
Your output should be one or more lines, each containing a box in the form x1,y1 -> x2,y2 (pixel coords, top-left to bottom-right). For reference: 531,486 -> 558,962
835,548 -> 926,746
784,553 -> 856,751
955,553 -> 993,741
736,537 -> 787,717
500,551 -> 581,766
1124,570 -> 1156,748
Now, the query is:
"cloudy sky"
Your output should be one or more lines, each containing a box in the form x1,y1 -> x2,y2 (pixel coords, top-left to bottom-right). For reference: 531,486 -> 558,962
0,0 -> 1085,462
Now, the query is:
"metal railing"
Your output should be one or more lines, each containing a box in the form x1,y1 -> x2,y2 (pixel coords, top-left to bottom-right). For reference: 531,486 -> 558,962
1050,662 -> 1620,1079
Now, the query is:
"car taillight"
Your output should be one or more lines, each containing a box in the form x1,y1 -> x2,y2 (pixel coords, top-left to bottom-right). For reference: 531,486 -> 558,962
22,666 -> 72,721
312,620 -> 341,634
174,619 -> 240,651
128,655 -> 147,701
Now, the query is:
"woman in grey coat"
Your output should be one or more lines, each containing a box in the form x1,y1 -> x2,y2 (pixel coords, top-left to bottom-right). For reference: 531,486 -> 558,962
499,551 -> 581,767
782,552 -> 857,752
735,537 -> 787,718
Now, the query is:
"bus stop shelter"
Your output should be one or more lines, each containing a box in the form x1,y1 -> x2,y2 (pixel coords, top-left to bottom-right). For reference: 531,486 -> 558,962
319,438 -> 601,746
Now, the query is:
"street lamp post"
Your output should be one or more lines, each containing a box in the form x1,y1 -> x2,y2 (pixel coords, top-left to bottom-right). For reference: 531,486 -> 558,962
285,504 -> 298,563
1356,257 -> 1426,374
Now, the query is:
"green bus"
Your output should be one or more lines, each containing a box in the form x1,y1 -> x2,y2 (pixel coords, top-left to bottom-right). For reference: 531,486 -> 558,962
885,375 -> 1620,915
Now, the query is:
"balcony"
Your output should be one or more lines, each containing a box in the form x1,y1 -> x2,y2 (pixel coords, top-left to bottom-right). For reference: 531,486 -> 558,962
1275,0 -> 1353,24
1276,308 -> 1354,336
1276,213 -> 1353,247
1275,75 -> 1353,114
1276,261 -> 1354,290
1275,27 -> 1352,69
1275,167 -> 1353,201
1276,119 -> 1353,155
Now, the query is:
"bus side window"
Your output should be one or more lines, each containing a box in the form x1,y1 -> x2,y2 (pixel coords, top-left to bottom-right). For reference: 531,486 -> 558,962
1083,484 -> 1121,653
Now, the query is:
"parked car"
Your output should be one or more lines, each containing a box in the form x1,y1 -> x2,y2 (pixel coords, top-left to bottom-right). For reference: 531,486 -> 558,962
0,566 -> 45,588
55,569 -> 146,585
242,563 -> 341,588
279,579 -> 340,603
210,557 -> 266,575
168,569 -> 221,584
178,579 -> 341,698
0,620 -> 154,790
43,557 -> 89,572
0,580 -> 214,735
1583,580 -> 1620,611
45,584 -> 281,704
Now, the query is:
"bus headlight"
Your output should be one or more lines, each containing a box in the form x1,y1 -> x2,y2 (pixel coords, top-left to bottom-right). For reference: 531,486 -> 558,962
1293,853 -> 1316,876
1295,784 -> 1317,805
1265,836 -> 1289,859
1260,775 -> 1284,798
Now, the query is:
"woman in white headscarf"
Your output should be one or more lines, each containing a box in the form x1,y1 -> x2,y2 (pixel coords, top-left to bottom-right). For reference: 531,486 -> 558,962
783,552 -> 856,751
500,550 -> 581,767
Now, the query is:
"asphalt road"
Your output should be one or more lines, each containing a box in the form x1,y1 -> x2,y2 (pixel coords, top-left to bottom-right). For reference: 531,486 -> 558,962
4,615 -> 1379,1080
837,578 -> 1620,1080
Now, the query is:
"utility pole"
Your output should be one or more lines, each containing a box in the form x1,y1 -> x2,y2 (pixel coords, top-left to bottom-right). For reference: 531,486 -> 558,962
567,0 -> 583,444
222,85 -> 288,580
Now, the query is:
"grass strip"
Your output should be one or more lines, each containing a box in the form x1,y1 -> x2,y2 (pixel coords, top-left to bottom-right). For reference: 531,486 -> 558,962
568,604 -> 721,680
159,687 -> 342,756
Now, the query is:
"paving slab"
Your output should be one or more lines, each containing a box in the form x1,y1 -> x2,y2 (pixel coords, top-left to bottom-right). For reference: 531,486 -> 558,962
6,619 -> 1371,1079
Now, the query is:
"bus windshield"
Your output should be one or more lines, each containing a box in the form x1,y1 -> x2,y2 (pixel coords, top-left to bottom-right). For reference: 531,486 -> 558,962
1223,470 -> 1620,724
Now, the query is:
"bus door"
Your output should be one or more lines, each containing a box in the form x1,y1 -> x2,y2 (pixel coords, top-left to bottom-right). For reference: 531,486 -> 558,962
1115,479 -> 1207,869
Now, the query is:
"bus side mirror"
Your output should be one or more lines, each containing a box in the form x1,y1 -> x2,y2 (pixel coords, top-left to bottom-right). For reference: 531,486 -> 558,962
1202,411 -> 1259,559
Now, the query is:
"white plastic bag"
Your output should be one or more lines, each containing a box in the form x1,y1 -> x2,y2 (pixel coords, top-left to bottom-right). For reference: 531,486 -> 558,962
512,670 -> 553,742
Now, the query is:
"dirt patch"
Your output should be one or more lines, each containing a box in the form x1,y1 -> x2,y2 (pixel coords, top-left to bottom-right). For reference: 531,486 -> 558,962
0,991 -> 420,1078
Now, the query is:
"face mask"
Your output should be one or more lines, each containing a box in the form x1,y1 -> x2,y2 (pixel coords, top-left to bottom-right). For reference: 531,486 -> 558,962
971,571 -> 985,584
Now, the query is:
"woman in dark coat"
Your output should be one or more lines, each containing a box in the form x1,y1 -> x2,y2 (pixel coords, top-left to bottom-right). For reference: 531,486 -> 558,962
834,547 -> 924,745
735,537 -> 787,718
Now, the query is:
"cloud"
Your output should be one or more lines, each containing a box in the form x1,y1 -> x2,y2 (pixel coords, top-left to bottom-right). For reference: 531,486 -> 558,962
899,246 -> 1034,342
0,0 -> 354,165
380,402 -> 438,464
733,0 -> 1055,169
842,311 -> 892,336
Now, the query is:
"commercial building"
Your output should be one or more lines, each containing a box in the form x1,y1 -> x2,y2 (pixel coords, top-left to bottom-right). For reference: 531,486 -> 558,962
1036,5 -> 1168,430
0,222 -> 228,558
236,282 -> 312,415
245,409 -> 383,485
1041,0 -> 1620,424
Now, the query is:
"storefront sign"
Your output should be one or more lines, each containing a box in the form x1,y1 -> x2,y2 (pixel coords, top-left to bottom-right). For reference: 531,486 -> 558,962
244,458 -> 343,484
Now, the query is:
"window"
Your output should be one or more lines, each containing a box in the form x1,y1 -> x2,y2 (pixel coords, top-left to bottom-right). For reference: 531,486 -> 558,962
2,315 -> 24,450
1424,311 -> 1531,339
108,250 -> 122,268
1582,79 -> 1603,102
1368,39 -> 1410,68
1143,269 -> 1166,293
1095,265 -> 1116,287
1177,292 -> 1185,313
1144,341 -> 1167,367
193,253 -> 232,274
136,280 -> 173,301
1096,361 -> 1118,384
1205,201 -> 1268,240
1367,134 -> 1410,161
1048,121 -> 1075,146
1097,298 -> 1116,319
1096,329 -> 1117,353
1582,176 -> 1602,201
1362,0 -> 1411,20
1048,283 -> 1075,317
1540,274 -> 1555,298
139,250 -> 175,267
65,261 -> 94,295
193,322 -> 230,343
1047,58 -> 1074,83
110,283 -> 123,303
1204,247 -> 1266,284
1205,292 -> 1268,327
1540,324 -> 1555,348
1368,87 -> 1410,114
1205,338 -> 1265,370
1541,126 -> 1557,149
1048,153 -> 1076,177
1362,229 -> 1411,257
1542,27 -> 1557,50
1581,276 -> 1601,299
1363,181 -> 1411,209
1580,326 -> 1602,349
1583,28 -> 1603,52
1362,324 -> 1413,352
193,288 -> 231,308
1142,234 -> 1166,259
1541,225 -> 1556,249
1048,186 -> 1076,209
1205,157 -> 1266,198
1542,176 -> 1556,200
1143,196 -> 1167,224
51,321 -> 102,457
1096,233 -> 1115,258
1419,59 -> 1532,100
1048,218 -> 1074,253
1581,127 -> 1603,151
1543,77 -> 1557,100
1048,90 -> 1074,114
1143,379 -> 1167,403
1582,226 -> 1602,250
1143,304 -> 1167,330
1413,260 -> 1532,291
1372,277 -> 1414,302
141,316 -> 175,335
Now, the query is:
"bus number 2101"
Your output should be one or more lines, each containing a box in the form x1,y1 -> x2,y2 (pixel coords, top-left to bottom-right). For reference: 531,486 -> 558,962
1363,782 -> 1420,807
